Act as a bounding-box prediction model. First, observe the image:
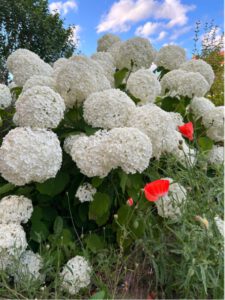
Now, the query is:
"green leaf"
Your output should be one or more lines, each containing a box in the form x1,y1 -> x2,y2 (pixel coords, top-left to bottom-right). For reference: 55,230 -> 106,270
53,216 -> 63,235
161,97 -> 180,112
30,220 -> 49,243
36,172 -> 70,197
200,265 -> 208,295
117,205 -> 131,225
90,290 -> 106,299
10,86 -> 22,99
119,172 -> 128,193
0,183 -> 15,195
198,136 -> 214,151
114,68 -> 129,88
89,193 -> 111,223
61,229 -> 73,244
85,234 -> 105,253
91,177 -> 103,188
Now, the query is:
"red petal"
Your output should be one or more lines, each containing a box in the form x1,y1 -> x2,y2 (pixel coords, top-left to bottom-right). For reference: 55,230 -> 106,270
178,122 -> 194,141
144,179 -> 170,202
127,198 -> 134,206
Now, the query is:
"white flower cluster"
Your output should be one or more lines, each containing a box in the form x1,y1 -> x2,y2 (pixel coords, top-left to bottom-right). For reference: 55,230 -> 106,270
189,96 -> 215,119
60,256 -> 91,295
0,127 -> 62,186
13,250 -> 43,283
97,33 -> 121,52
63,134 -> 86,155
161,69 -> 209,98
114,37 -> 155,71
207,146 -> 224,165
53,57 -> 68,70
0,84 -> 12,109
126,69 -> 161,104
202,106 -> 224,142
55,56 -> 110,108
107,41 -> 123,62
0,224 -> 27,270
214,216 -> 224,238
91,52 -> 115,86
155,45 -> 186,70
75,183 -> 96,203
179,59 -> 215,88
22,75 -> 57,92
108,127 -> 152,174
83,89 -> 136,129
126,104 -> 182,158
0,195 -> 33,224
13,86 -> 65,128
6,49 -> 53,86
156,178 -> 187,220
70,128 -> 152,177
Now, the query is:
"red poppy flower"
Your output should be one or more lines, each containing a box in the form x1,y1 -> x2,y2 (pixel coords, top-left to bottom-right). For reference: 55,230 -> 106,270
127,198 -> 134,206
178,122 -> 194,141
144,179 -> 170,202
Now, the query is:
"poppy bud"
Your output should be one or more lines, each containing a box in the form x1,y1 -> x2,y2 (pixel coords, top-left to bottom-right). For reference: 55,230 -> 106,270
127,198 -> 134,206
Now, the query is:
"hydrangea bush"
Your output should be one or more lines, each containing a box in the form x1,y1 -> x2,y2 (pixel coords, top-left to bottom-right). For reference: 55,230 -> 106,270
0,35 -> 224,299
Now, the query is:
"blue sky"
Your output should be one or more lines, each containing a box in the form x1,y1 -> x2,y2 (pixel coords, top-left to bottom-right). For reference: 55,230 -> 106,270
49,0 -> 224,58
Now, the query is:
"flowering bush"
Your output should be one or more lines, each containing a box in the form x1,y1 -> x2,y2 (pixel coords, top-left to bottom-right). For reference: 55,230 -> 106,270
0,34 -> 223,299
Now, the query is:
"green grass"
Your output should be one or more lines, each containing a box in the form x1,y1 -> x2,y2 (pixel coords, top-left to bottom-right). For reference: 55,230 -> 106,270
0,151 -> 223,299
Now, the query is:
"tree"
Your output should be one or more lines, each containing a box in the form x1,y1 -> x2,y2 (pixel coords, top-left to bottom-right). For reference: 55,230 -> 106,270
0,0 -> 77,83
193,20 -> 224,106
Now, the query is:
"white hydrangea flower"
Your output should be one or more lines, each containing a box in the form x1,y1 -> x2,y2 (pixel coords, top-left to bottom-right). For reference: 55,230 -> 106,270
0,224 -> 27,270
156,178 -> 187,220
83,89 -> 136,129
63,134 -> 86,155
207,146 -> 224,165
202,106 -> 224,142
61,256 -> 91,295
8,82 -> 18,89
0,127 -> 62,186
13,86 -> 65,129
126,69 -> 161,104
13,250 -> 43,282
126,104 -> 182,158
0,195 -> 33,224
161,70 -> 209,98
108,127 -> 152,174
55,56 -> 110,108
155,45 -> 186,70
169,112 -> 184,127
91,52 -> 115,86
106,41 -> 123,63
97,34 -> 121,52
22,75 -> 57,92
53,57 -> 68,69
0,84 -> 12,109
115,37 -> 155,71
75,183 -> 96,203
71,131 -> 112,178
214,216 -> 224,238
71,128 -> 152,176
6,49 -> 53,86
179,59 -> 215,87
189,96 -> 215,119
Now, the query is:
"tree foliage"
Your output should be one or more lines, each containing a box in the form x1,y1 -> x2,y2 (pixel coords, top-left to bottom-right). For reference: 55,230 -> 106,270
193,20 -> 224,105
0,0 -> 77,83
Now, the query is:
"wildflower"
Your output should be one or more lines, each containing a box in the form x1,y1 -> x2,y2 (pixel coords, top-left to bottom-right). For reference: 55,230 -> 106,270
178,122 -> 194,141
144,179 -> 170,202
195,215 -> 209,229
127,198 -> 134,206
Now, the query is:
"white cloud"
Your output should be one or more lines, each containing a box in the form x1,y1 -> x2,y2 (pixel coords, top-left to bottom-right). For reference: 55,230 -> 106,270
49,1 -> 77,16
135,22 -> 163,37
157,31 -> 168,41
169,26 -> 192,40
69,25 -> 81,45
97,0 -> 195,33
201,27 -> 224,48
